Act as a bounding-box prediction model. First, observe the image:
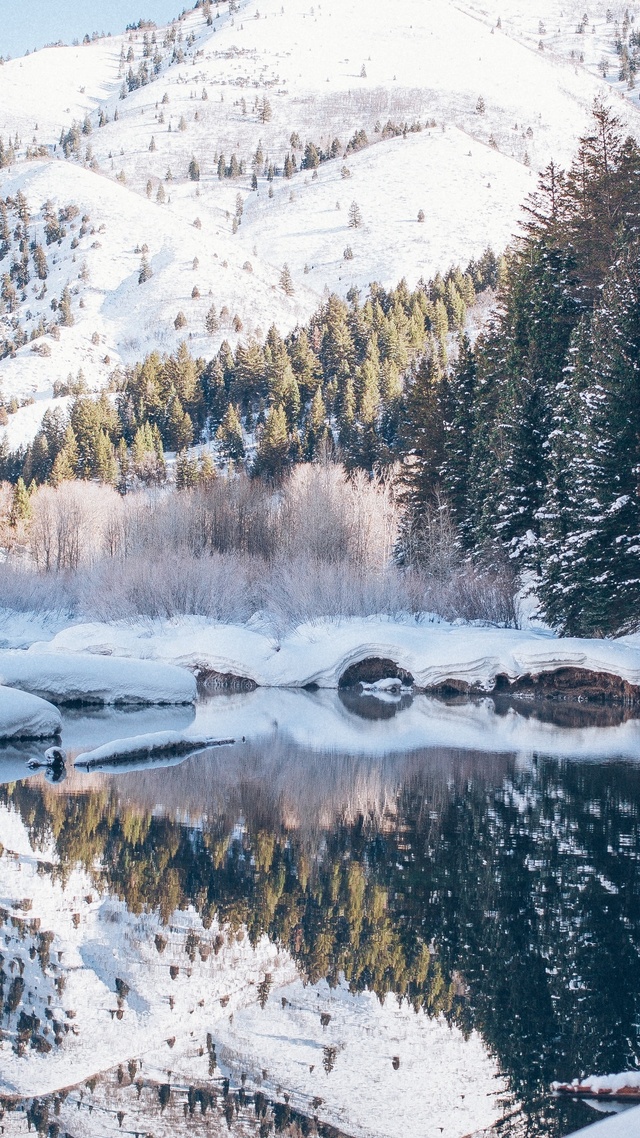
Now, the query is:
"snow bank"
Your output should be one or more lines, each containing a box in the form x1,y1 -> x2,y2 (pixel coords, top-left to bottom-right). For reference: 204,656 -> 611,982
553,1072 -> 640,1095
569,1108 -> 640,1137
74,730 -> 235,769
34,616 -> 640,695
0,686 -> 62,740
0,650 -> 196,705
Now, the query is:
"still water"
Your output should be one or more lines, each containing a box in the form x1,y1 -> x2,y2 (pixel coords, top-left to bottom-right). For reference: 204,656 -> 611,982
0,691 -> 639,1138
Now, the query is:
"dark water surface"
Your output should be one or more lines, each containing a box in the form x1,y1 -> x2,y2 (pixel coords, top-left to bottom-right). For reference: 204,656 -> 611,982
1,692 -> 639,1138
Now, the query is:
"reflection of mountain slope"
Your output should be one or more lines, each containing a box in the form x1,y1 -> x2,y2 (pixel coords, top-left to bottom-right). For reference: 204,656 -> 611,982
0,798 -> 503,1138
2,743 -> 640,1135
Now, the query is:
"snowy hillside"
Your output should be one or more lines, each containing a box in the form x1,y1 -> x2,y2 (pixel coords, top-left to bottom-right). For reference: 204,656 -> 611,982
1,0 -> 637,443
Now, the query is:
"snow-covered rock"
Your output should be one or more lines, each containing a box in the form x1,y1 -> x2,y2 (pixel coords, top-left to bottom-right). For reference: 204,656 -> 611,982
0,685 -> 62,739
0,650 -> 196,705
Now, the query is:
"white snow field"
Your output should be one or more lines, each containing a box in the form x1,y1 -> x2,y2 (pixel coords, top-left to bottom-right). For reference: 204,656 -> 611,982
0,801 -> 506,1138
0,648 -> 197,704
1,0 -> 637,444
0,685 -> 62,739
30,613 -> 640,692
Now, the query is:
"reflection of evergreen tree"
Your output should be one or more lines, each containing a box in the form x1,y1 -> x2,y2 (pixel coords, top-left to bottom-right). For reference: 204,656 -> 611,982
2,752 -> 640,1136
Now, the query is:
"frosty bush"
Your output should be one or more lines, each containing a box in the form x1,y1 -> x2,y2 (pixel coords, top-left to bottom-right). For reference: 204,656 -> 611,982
0,466 -> 516,628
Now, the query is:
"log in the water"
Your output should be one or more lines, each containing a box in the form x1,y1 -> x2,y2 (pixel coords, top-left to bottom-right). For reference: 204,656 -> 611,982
74,731 -> 236,769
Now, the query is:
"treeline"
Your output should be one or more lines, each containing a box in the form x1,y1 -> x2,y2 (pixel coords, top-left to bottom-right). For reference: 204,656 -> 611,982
421,100 -> 640,638
1,249 -> 499,490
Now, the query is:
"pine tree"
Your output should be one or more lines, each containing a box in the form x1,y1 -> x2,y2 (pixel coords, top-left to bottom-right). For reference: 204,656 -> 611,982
205,305 -> 219,335
304,387 -> 327,459
257,96 -> 272,124
199,450 -> 217,486
280,264 -> 294,295
33,244 -> 48,280
166,396 -> 193,451
396,345 -> 445,563
348,200 -> 363,228
58,286 -> 74,327
138,255 -> 153,284
441,334 -> 477,544
538,252 -> 640,635
9,477 -> 31,527
254,404 -> 289,479
176,450 -> 199,488
50,427 -> 79,485
216,404 -> 245,462
95,430 -> 118,483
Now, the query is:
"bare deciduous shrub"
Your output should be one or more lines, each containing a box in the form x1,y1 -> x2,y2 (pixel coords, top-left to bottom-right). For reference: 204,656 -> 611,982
0,467 -> 516,628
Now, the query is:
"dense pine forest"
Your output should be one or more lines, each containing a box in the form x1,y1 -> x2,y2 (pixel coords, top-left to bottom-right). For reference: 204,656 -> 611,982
1,100 -> 639,639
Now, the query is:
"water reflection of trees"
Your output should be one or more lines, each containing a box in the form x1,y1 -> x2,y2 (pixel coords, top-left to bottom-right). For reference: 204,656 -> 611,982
3,744 -> 640,1133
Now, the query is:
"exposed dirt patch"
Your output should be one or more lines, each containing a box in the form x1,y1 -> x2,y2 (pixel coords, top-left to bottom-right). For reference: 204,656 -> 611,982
494,667 -> 640,704
416,668 -> 640,703
338,658 -> 414,689
195,669 -> 257,694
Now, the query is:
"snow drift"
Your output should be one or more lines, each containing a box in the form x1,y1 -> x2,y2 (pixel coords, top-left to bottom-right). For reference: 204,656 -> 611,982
33,617 -> 640,698
74,730 -> 235,769
0,650 -> 196,706
0,686 -> 62,739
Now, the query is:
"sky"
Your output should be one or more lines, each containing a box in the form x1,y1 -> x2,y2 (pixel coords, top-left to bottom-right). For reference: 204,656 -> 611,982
0,0 -> 183,59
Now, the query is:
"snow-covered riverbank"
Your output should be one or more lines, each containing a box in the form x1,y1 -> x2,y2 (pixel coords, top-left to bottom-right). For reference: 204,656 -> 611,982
21,614 -> 640,694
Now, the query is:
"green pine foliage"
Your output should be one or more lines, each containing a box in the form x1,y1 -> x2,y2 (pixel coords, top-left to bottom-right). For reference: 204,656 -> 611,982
436,99 -> 640,635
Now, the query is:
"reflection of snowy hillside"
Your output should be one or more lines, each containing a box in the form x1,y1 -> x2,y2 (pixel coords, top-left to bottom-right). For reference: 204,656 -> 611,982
0,801 -> 504,1138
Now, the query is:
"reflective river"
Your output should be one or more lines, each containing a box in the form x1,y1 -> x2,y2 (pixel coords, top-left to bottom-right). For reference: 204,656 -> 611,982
0,691 -> 639,1138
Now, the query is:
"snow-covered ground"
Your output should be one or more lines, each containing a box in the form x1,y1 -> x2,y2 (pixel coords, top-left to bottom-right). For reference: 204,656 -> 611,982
25,612 -> 640,692
0,648 -> 196,705
1,0 -> 637,445
3,610 -> 640,753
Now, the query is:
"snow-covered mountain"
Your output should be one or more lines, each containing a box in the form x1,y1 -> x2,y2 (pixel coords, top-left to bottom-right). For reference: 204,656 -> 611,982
0,0 -> 638,447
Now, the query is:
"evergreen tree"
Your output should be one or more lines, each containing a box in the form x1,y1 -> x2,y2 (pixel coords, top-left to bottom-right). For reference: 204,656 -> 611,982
58,286 -> 74,327
348,200 -> 363,228
396,345 -> 445,563
9,477 -> 31,526
304,387 -> 327,459
280,263 -> 294,296
166,396 -> 193,451
254,404 -> 289,479
50,427 -> 79,485
138,255 -> 153,284
441,335 -> 477,544
539,252 -> 640,635
216,404 -> 245,462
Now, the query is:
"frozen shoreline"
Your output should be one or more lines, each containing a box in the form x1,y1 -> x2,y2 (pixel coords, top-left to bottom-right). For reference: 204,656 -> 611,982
24,614 -> 640,696
3,612 -> 640,742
